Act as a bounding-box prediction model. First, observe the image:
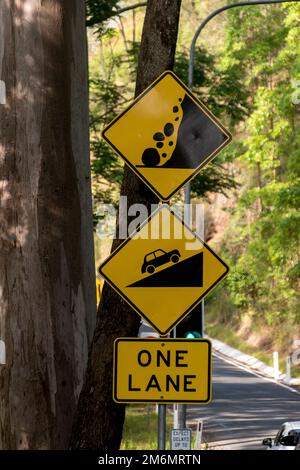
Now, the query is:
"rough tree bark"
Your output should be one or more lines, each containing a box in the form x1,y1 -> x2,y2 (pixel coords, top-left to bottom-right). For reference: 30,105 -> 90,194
70,0 -> 182,451
0,0 -> 95,449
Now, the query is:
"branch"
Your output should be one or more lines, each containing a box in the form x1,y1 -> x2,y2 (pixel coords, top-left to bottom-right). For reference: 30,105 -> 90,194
87,2 -> 148,27
114,2 -> 148,18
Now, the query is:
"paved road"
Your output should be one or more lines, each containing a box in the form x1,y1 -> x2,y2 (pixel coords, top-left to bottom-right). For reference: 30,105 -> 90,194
187,354 -> 300,450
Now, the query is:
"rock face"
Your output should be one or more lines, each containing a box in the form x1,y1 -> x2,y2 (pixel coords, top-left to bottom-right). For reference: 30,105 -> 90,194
161,94 -> 228,169
139,91 -> 229,170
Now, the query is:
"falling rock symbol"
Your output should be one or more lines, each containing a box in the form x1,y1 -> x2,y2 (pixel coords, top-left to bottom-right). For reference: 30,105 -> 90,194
141,148 -> 161,167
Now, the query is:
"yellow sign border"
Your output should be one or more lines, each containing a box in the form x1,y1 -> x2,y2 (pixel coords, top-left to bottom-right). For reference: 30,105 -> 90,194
99,205 -> 229,335
102,70 -> 232,202
113,338 -> 212,404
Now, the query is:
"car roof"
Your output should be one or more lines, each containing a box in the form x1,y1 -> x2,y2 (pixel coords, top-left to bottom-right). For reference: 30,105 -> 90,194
283,421 -> 300,430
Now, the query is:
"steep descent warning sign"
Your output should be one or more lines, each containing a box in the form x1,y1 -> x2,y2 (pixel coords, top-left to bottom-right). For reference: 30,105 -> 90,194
99,205 -> 229,335
113,338 -> 212,404
102,71 -> 232,201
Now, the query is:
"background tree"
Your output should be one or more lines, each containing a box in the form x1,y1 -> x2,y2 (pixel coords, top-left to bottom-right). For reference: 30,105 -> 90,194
205,3 -> 300,359
0,0 -> 95,449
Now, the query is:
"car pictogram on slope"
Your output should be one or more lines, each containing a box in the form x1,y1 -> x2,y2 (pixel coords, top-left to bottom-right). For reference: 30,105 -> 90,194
141,249 -> 181,274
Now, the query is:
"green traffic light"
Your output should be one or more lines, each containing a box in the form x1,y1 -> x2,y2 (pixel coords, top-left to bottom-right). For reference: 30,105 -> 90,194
184,331 -> 202,339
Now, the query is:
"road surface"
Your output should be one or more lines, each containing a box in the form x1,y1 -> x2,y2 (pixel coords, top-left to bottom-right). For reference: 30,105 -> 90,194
187,354 -> 300,450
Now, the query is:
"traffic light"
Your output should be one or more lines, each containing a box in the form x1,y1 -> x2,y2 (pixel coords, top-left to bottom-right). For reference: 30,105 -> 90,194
175,303 -> 203,339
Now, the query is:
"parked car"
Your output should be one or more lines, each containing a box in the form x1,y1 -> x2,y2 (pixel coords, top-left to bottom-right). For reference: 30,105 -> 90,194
262,421 -> 300,450
141,249 -> 180,274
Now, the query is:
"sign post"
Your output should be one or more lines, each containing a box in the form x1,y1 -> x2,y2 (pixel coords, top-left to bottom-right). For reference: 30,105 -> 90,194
158,404 -> 166,450
100,69 -> 232,450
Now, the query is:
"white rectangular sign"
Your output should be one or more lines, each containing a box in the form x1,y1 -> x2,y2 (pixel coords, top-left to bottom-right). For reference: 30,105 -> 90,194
171,428 -> 192,450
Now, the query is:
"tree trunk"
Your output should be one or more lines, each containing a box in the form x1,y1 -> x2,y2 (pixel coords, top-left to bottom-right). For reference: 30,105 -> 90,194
70,0 -> 182,451
0,0 -> 95,449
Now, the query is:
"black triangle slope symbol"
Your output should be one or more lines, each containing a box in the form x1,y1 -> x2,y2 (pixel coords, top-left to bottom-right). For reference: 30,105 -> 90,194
127,252 -> 203,288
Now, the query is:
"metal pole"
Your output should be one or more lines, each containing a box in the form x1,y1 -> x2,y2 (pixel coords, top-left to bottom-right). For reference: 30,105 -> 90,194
184,183 -> 191,223
188,0 -> 300,91
175,185 -> 193,429
201,299 -> 205,338
177,405 -> 187,429
158,404 -> 166,450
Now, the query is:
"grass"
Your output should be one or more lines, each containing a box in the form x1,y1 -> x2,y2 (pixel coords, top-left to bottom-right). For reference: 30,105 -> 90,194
206,320 -> 287,372
121,405 -> 205,450
121,405 -> 174,450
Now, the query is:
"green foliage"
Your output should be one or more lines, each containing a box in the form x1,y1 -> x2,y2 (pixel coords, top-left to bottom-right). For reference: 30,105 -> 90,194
86,0 -> 120,28
174,48 -> 249,126
191,161 -> 238,198
220,2 -> 300,334
89,75 -> 127,205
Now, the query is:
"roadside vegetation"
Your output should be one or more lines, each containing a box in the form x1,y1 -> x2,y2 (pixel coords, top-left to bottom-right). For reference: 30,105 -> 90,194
205,2 -> 300,370
121,406 -> 173,450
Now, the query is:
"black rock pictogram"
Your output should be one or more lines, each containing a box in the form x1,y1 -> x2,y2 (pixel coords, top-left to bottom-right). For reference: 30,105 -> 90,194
164,122 -> 174,137
153,132 -> 165,141
141,148 -> 161,167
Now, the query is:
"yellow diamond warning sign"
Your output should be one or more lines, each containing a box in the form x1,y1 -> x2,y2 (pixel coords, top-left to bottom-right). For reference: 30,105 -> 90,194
99,205 -> 229,335
102,71 -> 232,202
113,338 -> 212,404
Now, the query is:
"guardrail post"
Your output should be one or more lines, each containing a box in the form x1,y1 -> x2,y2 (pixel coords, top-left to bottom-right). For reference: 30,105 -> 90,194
286,355 -> 291,383
273,351 -> 279,380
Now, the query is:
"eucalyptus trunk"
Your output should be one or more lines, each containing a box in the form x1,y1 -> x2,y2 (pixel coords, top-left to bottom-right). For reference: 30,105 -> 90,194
0,0 -> 95,449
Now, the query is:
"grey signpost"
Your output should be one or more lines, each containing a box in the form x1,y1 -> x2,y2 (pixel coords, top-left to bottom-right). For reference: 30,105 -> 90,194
158,403 -> 167,450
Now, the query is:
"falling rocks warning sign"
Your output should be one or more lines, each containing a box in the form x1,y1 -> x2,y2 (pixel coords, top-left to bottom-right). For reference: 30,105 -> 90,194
102,70 -> 232,201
